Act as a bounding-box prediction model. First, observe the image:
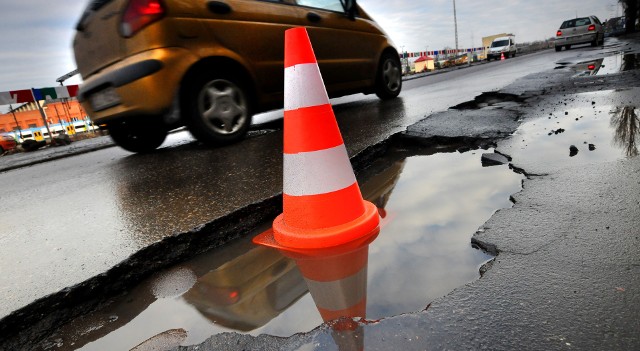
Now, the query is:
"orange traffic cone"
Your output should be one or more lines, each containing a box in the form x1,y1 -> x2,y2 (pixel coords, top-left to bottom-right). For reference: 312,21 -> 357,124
500,52 -> 505,61
255,27 -> 379,250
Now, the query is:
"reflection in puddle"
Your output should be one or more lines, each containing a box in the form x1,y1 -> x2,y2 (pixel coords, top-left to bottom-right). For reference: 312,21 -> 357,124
566,51 -> 640,77
506,91 -> 639,170
611,106 -> 640,157
41,151 -> 523,350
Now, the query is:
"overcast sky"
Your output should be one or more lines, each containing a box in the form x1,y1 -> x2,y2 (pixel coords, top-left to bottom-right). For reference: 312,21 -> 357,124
0,0 -> 623,97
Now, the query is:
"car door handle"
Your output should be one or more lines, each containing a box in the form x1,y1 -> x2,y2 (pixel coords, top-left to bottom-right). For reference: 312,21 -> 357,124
207,1 -> 232,14
307,12 -> 321,23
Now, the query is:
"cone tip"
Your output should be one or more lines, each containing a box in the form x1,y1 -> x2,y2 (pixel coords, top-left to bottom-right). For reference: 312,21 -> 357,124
285,27 -> 316,68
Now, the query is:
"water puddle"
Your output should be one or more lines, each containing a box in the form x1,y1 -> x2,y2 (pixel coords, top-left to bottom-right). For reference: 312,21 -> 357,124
39,150 -> 523,350
501,90 -> 639,172
559,51 -> 640,77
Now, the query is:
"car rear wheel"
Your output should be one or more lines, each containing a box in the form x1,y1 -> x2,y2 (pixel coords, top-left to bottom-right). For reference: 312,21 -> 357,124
375,52 -> 402,100
565,45 -> 571,50
182,72 -> 252,146
555,46 -> 562,52
108,118 -> 167,153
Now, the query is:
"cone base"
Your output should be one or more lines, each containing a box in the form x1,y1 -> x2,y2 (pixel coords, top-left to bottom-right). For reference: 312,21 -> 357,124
272,200 -> 379,249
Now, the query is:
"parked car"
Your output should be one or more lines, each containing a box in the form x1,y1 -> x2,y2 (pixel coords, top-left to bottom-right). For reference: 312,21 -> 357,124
487,35 -> 517,61
555,16 -> 604,51
73,0 -> 402,153
0,134 -> 17,153
605,16 -> 626,37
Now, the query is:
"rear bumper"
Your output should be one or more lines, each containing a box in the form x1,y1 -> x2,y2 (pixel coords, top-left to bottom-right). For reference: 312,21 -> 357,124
78,48 -> 198,124
555,32 -> 598,46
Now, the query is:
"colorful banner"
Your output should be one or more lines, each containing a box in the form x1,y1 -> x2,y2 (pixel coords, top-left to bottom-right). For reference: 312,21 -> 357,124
0,85 -> 79,105
400,47 -> 486,59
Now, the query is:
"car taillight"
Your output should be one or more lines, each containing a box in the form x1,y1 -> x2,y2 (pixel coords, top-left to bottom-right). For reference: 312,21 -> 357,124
588,24 -> 596,31
120,0 -> 165,38
556,30 -> 562,37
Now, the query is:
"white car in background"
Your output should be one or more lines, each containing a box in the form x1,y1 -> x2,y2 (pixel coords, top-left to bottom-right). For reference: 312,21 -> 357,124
487,35 -> 517,61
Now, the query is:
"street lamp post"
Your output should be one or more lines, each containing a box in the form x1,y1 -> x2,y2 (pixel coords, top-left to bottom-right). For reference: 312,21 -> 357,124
453,0 -> 459,53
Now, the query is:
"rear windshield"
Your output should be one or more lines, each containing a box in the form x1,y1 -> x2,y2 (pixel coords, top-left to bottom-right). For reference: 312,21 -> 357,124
561,17 -> 592,29
491,40 -> 509,47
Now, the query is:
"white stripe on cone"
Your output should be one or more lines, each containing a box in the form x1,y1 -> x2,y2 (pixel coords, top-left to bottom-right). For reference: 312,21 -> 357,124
284,63 -> 330,111
303,266 -> 367,312
283,144 -> 356,196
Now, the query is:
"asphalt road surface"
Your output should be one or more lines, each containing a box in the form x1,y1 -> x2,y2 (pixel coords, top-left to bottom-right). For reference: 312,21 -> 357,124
1,35 -> 639,350
0,47 -> 572,317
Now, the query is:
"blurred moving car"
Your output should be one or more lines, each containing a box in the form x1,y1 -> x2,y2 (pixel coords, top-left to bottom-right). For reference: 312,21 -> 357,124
487,35 -> 516,61
73,0 -> 402,153
555,16 -> 604,51
0,134 -> 17,153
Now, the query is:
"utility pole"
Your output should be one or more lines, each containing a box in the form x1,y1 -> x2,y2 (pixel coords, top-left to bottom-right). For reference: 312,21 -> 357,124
8,104 -> 22,139
56,69 -> 80,136
453,0 -> 459,54
29,89 -> 54,141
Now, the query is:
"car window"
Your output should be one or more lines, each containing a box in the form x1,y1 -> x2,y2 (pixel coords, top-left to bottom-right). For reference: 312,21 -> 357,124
560,20 -> 573,29
575,17 -> 591,26
296,0 -> 345,12
592,16 -> 602,25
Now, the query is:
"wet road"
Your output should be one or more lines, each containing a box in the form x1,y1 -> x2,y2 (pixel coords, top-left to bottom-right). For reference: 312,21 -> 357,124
38,149 -> 523,350
0,46 -> 603,318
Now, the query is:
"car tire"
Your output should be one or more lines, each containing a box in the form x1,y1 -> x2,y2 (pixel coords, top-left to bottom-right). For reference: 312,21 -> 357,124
182,71 -> 252,146
375,52 -> 402,100
565,45 -> 571,50
108,118 -> 167,153
555,46 -> 562,52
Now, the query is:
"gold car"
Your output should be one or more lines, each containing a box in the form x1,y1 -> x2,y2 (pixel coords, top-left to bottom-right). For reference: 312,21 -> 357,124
73,0 -> 402,152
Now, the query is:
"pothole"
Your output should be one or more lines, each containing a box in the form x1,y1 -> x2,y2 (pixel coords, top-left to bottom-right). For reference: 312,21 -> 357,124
34,144 -> 524,350
498,89 -> 640,173
450,92 -> 526,110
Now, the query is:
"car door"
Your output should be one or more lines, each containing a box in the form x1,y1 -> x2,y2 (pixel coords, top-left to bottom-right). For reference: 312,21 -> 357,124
292,0 -> 384,94
199,0 -> 303,97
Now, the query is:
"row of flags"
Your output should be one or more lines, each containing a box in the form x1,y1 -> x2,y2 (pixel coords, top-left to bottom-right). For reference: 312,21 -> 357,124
401,47 -> 485,58
0,85 -> 79,106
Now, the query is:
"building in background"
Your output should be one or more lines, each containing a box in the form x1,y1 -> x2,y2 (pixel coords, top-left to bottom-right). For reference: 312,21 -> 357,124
0,99 -> 94,141
414,56 -> 435,73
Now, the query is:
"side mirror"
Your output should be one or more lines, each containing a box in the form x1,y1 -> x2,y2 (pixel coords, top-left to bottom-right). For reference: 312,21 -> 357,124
341,0 -> 358,20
